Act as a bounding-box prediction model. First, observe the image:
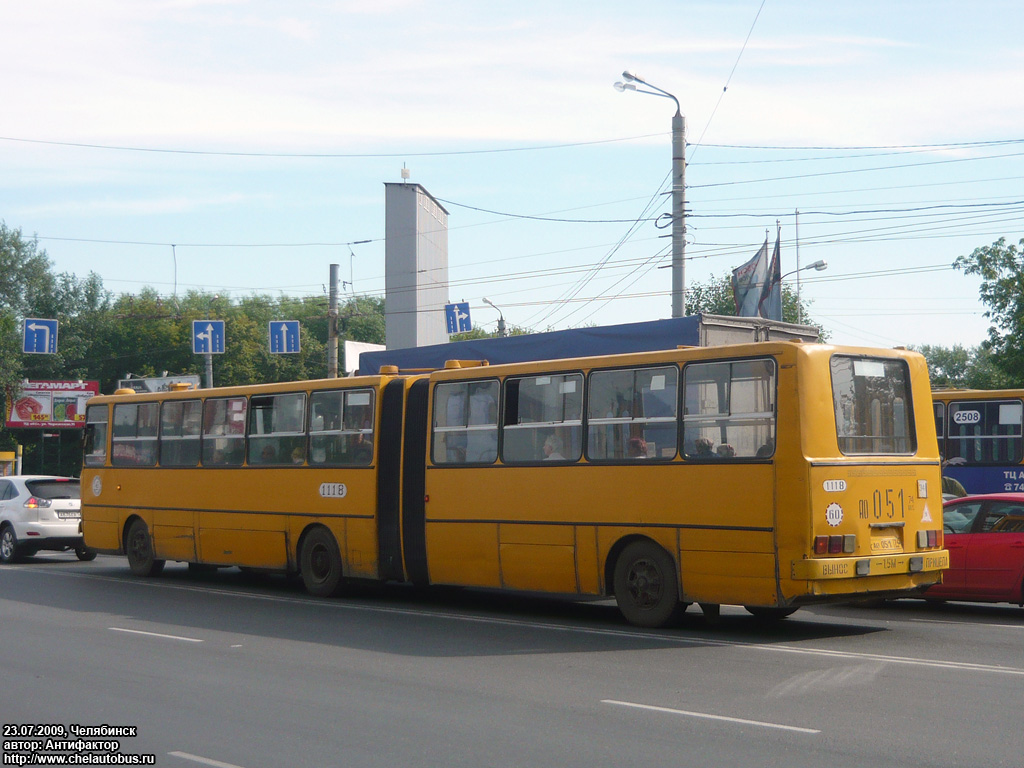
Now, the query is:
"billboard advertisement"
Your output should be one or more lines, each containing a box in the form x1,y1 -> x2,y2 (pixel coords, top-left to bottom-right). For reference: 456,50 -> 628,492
116,375 -> 200,393
5,380 -> 100,429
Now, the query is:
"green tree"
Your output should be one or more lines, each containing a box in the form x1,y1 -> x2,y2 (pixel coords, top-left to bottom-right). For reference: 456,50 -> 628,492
685,272 -> 827,340
915,344 -> 1014,390
954,237 -> 1024,384
0,223 -> 60,398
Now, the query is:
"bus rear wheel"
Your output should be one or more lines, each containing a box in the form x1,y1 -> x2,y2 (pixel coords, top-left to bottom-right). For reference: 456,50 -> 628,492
126,519 -> 165,577
613,541 -> 681,628
300,527 -> 344,597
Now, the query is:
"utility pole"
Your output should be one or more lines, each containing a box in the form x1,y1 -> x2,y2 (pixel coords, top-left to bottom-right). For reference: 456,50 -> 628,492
328,264 -> 340,378
672,109 -> 686,317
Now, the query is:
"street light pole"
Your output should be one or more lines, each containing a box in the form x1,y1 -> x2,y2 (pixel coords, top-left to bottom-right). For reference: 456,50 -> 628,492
781,259 -> 828,324
615,71 -> 686,317
482,297 -> 507,337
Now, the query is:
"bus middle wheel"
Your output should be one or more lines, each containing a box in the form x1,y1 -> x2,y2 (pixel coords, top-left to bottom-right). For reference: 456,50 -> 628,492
613,540 -> 681,628
300,527 -> 344,597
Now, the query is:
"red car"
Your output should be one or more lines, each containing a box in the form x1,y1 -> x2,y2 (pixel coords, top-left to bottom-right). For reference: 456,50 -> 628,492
925,493 -> 1024,605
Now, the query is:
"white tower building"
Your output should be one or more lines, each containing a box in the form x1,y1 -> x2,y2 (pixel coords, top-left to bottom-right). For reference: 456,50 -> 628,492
384,182 -> 450,350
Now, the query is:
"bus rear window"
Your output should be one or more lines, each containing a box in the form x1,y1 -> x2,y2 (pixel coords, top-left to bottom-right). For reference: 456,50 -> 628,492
831,356 -> 915,455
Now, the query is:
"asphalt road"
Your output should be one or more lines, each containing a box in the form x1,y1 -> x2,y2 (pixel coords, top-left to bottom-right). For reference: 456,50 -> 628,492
2,553 -> 1022,768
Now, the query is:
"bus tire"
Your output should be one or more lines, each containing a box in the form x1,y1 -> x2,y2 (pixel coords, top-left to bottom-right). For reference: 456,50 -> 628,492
744,605 -> 798,620
613,540 -> 681,628
125,519 -> 165,577
300,527 -> 344,597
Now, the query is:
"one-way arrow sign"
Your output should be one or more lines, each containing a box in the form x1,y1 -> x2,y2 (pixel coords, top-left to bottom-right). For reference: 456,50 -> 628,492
269,321 -> 301,354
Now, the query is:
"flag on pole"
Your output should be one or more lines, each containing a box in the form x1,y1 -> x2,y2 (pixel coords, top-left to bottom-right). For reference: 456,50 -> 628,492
732,236 -> 770,317
758,227 -> 782,321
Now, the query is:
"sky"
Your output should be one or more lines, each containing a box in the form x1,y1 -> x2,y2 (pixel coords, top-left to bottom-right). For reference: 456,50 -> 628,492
3,0 -> 1024,351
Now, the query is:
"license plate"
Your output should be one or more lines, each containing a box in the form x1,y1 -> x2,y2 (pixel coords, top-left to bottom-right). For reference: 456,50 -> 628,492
56,510 -> 81,519
870,535 -> 903,554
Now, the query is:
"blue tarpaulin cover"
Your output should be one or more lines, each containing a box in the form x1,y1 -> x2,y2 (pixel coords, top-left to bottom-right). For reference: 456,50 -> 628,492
357,316 -> 704,374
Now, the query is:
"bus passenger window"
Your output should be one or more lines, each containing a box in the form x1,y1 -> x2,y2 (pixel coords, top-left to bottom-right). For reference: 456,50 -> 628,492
160,399 -> 201,467
502,373 -> 582,464
247,392 -> 306,466
202,397 -> 247,467
432,380 -> 498,465
587,366 -> 677,461
682,359 -> 775,460
111,402 -> 159,467
309,389 -> 376,467
84,405 -> 108,467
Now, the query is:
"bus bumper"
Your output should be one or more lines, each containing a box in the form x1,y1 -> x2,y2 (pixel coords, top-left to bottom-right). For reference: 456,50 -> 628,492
792,549 -> 949,580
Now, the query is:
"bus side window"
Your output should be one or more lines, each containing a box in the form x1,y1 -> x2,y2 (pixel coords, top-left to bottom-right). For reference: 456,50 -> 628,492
586,366 -> 678,461
247,393 -> 306,466
309,389 -> 376,467
84,405 -> 109,467
682,359 -> 775,460
202,397 -> 247,466
432,381 -> 498,465
111,402 -> 158,466
160,399 -> 201,467
502,373 -> 582,464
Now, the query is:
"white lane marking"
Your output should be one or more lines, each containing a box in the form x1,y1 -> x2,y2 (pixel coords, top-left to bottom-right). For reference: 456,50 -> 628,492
168,752 -> 247,768
910,616 -> 1024,631
745,643 -> 1024,675
109,627 -> 203,643
602,699 -> 821,734
25,568 -> 1024,678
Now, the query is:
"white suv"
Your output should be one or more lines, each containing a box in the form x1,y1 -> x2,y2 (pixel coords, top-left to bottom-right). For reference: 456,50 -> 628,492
0,476 -> 94,563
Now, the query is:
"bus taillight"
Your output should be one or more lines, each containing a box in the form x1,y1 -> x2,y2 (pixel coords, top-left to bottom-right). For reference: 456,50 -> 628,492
917,530 -> 940,548
814,534 -> 856,555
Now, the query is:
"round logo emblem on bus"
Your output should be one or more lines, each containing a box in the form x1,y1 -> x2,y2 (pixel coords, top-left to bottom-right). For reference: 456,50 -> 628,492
91,476 -> 102,497
825,502 -> 843,527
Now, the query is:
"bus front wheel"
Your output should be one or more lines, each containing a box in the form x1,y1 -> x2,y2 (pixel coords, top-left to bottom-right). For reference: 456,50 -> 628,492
613,541 -> 681,628
300,527 -> 344,597
125,519 -> 165,577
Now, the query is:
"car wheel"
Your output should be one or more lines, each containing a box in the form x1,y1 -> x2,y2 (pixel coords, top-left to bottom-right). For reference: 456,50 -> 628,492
125,519 -> 165,577
75,546 -> 97,562
612,540 -> 682,628
0,524 -> 23,564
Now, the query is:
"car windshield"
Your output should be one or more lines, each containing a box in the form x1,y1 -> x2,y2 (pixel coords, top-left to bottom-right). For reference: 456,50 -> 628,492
25,479 -> 81,500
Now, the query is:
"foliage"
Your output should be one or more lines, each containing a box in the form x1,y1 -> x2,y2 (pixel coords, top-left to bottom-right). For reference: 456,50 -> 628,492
954,237 -> 1024,385
913,344 -> 1013,389
684,272 -> 828,340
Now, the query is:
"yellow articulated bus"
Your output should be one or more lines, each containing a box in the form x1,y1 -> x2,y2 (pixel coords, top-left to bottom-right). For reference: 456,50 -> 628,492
81,341 -> 949,627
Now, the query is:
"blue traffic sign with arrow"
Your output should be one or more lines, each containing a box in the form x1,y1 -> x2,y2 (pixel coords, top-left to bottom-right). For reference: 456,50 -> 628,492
193,320 -> 226,354
23,318 -> 58,354
445,302 -> 472,334
269,321 -> 301,354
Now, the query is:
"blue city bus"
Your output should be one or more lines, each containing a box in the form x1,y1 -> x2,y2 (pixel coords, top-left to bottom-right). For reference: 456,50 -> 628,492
934,389 -> 1024,494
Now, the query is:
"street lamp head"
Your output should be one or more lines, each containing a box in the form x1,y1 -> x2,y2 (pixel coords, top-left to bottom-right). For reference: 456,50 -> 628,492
613,81 -> 636,93
809,259 -> 828,272
622,70 -> 638,82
